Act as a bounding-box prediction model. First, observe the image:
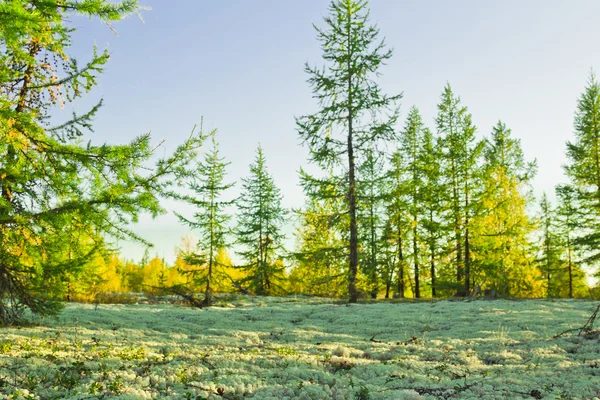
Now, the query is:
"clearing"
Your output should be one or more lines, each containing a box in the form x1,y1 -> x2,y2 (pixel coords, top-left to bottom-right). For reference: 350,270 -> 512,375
0,297 -> 599,399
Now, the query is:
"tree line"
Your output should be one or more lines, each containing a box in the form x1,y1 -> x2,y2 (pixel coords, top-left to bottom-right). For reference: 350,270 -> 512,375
0,0 -> 599,324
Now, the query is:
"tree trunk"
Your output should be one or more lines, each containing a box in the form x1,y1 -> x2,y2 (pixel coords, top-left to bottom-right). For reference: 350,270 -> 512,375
464,229 -> 471,295
430,249 -> 436,298
451,158 -> 463,284
397,235 -> 405,298
348,136 -> 358,303
347,12 -> 358,303
204,202 -> 215,307
567,236 -> 573,299
463,175 -> 471,296
385,278 -> 391,299
369,201 -> 377,299
413,227 -> 420,298
546,233 -> 551,298
429,209 -> 436,297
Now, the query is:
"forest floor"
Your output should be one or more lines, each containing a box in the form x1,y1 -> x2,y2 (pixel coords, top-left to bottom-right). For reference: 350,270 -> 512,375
0,297 -> 599,400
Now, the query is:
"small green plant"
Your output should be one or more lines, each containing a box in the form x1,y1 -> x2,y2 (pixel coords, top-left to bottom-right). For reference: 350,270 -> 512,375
435,363 -> 449,373
494,325 -> 510,342
89,381 -> 103,395
98,362 -> 111,380
0,340 -> 13,354
23,376 -> 38,391
20,340 -> 33,351
275,347 -> 299,356
355,385 -> 370,400
176,367 -> 190,384
108,375 -> 124,395
117,346 -> 146,361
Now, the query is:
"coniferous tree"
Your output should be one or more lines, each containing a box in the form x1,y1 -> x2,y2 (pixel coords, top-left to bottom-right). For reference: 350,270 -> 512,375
537,193 -> 562,297
399,106 -> 426,298
420,129 -> 445,297
296,0 -> 401,302
357,149 -> 387,298
379,218 -> 398,298
176,134 -> 235,306
473,122 -> 537,296
564,73 -> 600,269
384,151 -> 410,298
556,184 -> 583,298
436,84 -> 484,295
291,195 -> 347,297
236,146 -> 287,295
0,0 -> 203,324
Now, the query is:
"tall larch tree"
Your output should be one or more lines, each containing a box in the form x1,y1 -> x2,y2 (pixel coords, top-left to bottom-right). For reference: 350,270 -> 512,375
0,1 -> 204,324
419,128 -> 445,297
565,73 -> 600,269
236,146 -> 287,295
384,150 -> 409,298
399,106 -> 426,298
296,0 -> 401,303
473,122 -> 537,296
175,133 -> 235,306
291,195 -> 347,297
555,184 -> 585,298
537,193 -> 562,297
357,148 -> 387,298
436,84 -> 483,295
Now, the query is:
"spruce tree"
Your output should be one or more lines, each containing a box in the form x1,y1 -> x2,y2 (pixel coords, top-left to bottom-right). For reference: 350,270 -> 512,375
0,1 -> 203,324
236,146 -> 287,295
296,0 -> 401,303
176,134 -> 235,306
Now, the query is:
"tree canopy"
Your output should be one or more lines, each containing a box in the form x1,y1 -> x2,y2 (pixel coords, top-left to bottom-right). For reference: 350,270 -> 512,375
0,0 -> 204,324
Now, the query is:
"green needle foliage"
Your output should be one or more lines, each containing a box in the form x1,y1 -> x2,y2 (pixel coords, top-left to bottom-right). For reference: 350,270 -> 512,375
436,84 -> 484,295
383,150 -> 410,298
175,133 -> 235,306
473,122 -> 537,296
296,0 -> 401,303
357,148 -> 387,299
236,146 -> 287,295
0,1 -> 204,324
537,193 -> 562,297
419,129 -> 445,297
398,106 -> 426,298
555,184 -> 587,298
565,73 -> 600,264
292,195 -> 347,297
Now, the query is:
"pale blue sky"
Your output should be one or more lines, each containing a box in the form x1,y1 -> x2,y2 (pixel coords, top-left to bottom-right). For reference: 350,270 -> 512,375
61,1 -> 600,263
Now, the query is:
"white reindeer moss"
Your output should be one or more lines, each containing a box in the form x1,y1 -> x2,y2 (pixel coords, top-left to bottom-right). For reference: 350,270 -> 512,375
0,297 -> 598,399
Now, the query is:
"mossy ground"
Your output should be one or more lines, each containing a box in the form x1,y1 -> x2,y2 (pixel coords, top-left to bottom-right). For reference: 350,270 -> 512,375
0,297 -> 599,399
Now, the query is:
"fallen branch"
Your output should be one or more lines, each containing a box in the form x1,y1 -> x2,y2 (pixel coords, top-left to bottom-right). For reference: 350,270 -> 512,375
369,333 -> 385,343
554,303 -> 600,338
579,303 -> 600,335
154,285 -> 205,308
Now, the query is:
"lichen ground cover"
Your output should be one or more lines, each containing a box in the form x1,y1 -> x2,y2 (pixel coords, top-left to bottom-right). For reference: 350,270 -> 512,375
0,298 -> 599,400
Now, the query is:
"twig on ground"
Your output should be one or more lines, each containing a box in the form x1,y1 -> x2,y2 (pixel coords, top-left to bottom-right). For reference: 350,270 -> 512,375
554,303 -> 600,338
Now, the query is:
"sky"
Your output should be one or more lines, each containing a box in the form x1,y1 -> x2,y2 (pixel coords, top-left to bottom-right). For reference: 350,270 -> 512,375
59,0 -> 600,264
